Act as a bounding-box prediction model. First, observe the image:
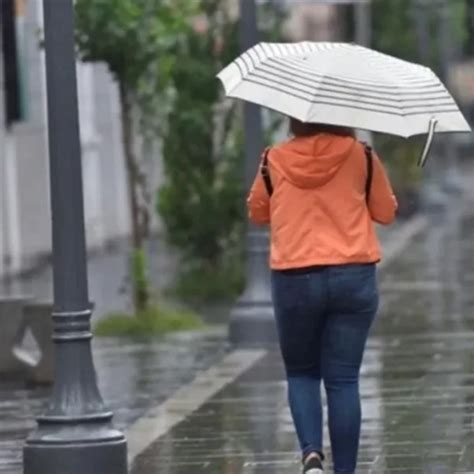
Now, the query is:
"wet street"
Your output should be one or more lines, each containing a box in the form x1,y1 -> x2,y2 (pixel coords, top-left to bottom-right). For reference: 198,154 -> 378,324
1,189 -> 473,473
130,195 -> 474,473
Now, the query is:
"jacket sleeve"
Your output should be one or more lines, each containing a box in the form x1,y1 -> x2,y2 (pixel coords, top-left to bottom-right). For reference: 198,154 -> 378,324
368,154 -> 398,225
247,164 -> 270,226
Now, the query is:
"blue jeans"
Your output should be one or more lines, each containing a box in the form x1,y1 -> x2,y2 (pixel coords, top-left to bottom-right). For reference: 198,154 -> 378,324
271,264 -> 378,474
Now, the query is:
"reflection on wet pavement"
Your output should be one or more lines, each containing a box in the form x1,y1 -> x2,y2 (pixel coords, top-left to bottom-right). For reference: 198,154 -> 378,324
131,199 -> 474,473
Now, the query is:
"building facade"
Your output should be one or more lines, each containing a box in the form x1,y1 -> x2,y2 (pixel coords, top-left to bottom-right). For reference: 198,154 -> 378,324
0,0 -> 131,281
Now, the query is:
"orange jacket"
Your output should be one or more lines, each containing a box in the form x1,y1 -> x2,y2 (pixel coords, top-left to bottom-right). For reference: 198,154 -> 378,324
247,134 -> 398,270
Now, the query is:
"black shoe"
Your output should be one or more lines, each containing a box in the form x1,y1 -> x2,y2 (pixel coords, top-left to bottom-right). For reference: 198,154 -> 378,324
303,456 -> 324,473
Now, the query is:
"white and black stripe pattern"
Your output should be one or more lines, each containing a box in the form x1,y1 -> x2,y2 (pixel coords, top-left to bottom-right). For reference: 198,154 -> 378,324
217,42 -> 470,138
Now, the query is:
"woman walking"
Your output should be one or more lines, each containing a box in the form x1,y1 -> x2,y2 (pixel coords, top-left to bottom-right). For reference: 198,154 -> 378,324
247,119 -> 397,474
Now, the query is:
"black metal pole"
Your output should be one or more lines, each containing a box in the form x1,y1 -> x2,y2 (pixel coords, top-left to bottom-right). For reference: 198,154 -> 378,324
23,1 -> 127,473
229,0 -> 276,344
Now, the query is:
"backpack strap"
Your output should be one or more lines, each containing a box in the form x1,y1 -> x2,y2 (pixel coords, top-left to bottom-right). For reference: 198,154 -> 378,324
364,144 -> 373,204
260,147 -> 273,197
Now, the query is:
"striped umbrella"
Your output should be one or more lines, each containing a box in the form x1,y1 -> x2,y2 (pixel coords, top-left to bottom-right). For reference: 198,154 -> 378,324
217,42 -> 471,166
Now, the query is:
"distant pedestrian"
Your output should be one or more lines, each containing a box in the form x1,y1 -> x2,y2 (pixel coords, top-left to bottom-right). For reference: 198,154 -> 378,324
247,118 -> 397,474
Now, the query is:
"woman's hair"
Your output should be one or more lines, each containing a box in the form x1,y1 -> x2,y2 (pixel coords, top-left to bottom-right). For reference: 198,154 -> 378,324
289,118 -> 355,138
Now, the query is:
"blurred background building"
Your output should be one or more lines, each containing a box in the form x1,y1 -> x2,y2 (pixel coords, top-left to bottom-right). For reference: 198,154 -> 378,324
0,0 -> 130,281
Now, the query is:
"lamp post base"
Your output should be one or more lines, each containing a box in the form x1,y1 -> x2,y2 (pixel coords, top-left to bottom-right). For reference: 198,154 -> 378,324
24,425 -> 127,474
229,229 -> 277,345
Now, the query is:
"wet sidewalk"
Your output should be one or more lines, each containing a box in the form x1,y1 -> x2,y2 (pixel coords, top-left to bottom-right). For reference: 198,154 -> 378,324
130,196 -> 474,473
0,221 -> 424,474
0,328 -> 229,473
1,184 -> 473,473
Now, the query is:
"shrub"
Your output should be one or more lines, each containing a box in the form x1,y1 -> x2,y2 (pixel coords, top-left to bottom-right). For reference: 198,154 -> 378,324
94,305 -> 204,337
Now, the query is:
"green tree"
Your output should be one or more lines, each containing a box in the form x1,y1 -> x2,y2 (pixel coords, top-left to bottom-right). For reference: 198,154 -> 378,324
75,0 -> 196,312
372,0 -> 467,72
157,0 -> 285,303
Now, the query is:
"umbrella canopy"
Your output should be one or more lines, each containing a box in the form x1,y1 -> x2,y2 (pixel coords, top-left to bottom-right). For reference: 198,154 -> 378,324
217,42 -> 470,140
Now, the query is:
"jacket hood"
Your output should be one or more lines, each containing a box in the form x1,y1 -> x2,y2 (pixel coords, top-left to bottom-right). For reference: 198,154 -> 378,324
270,134 -> 357,189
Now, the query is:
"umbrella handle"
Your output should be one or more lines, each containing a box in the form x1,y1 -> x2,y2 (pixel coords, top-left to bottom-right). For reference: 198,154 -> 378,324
418,118 -> 438,168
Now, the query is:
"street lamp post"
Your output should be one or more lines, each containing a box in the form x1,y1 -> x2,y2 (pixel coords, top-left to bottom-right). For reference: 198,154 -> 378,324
23,1 -> 127,473
229,0 -> 276,344
354,0 -> 371,47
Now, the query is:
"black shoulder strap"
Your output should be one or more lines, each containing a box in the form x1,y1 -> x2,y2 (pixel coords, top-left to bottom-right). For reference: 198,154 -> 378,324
261,147 -> 273,197
364,144 -> 373,204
